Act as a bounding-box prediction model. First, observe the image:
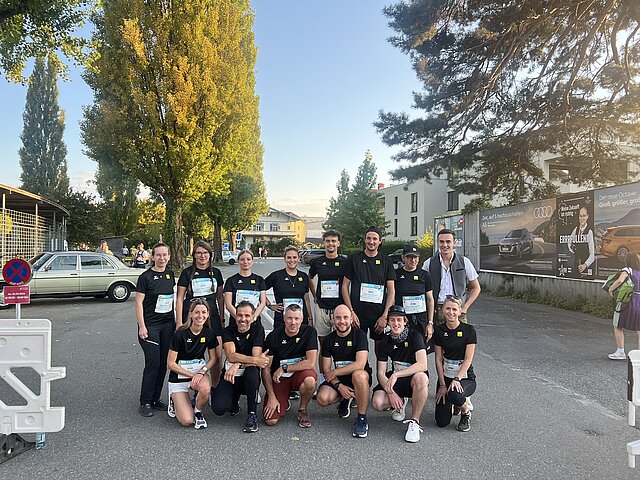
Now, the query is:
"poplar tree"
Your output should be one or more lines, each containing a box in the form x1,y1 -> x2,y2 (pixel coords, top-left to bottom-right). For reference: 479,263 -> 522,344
19,56 -> 70,202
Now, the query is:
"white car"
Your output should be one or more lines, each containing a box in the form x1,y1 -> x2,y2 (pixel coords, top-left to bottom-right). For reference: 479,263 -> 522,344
221,250 -> 239,265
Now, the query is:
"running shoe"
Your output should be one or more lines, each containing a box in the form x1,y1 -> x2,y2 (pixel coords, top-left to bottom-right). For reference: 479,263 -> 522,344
352,416 -> 368,438
298,409 -> 312,428
392,398 -> 407,422
244,412 -> 259,433
337,398 -> 353,419
608,350 -> 626,360
194,411 -> 207,429
289,391 -> 300,400
167,397 -> 176,418
457,412 -> 471,432
229,403 -> 240,416
152,400 -> 167,411
403,419 -> 423,443
139,403 -> 154,417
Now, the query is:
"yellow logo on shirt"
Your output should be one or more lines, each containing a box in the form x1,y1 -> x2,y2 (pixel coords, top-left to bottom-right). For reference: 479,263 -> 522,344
347,341 -> 352,346
165,274 -> 170,279
200,337 -> 206,343
250,279 -> 256,284
457,331 -> 463,337
296,338 -> 300,343
404,342 -> 408,347
335,262 -> 340,266
375,259 -> 381,265
298,277 -> 302,281
413,275 -> 419,280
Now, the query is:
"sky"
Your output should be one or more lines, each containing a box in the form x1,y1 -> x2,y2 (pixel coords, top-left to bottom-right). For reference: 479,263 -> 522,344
0,1 -> 422,217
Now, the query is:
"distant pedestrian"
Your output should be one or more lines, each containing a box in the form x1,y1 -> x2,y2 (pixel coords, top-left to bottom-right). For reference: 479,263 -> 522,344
96,240 -> 112,255
134,243 -> 150,268
122,245 -> 129,256
258,247 -> 263,258
608,251 -> 640,360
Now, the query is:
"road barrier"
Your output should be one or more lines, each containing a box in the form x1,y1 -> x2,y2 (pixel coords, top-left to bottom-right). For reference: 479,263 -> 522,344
628,350 -> 640,468
0,319 -> 65,462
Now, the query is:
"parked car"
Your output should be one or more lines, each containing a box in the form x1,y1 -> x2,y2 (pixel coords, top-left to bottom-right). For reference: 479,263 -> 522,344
302,249 -> 326,265
0,251 -> 143,308
599,225 -> 640,261
388,248 -> 404,268
221,250 -> 239,265
499,228 -> 534,259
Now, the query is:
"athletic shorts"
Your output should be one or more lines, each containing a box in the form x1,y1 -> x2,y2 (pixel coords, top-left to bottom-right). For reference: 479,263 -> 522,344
357,315 -> 383,341
373,370 -> 429,398
314,306 -> 334,337
168,381 -> 193,395
264,369 -> 317,420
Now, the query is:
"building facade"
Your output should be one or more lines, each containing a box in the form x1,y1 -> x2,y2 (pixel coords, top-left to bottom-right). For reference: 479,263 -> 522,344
240,207 -> 306,248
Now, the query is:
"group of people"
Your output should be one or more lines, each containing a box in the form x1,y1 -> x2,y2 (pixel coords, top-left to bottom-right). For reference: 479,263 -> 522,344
134,227 -> 480,442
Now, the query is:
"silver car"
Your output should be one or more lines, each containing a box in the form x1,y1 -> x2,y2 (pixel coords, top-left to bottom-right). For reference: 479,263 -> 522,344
0,251 -> 143,308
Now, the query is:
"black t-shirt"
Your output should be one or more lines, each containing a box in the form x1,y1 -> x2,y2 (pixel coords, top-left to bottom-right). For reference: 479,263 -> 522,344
136,268 -> 175,326
168,326 -> 218,383
394,267 -> 433,325
264,324 -> 318,374
321,328 -> 370,378
433,322 -> 477,380
345,251 -> 396,320
265,269 -> 310,324
221,322 -> 265,356
309,255 -> 347,310
223,273 -> 266,324
376,329 -> 426,373
177,265 -> 224,319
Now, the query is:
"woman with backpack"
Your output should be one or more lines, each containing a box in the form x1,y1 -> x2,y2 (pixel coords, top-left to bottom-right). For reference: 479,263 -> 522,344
608,251 -> 640,360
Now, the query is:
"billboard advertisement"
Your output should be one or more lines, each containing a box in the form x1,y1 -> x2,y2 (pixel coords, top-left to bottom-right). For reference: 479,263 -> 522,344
594,184 -> 640,277
556,192 -> 595,279
479,198 -> 557,275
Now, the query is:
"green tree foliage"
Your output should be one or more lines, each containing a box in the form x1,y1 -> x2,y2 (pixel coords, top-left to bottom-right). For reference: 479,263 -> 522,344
0,1 -> 89,82
129,199 -> 165,248
19,56 -> 70,203
81,0 -> 262,267
62,189 -> 106,247
325,151 -> 388,247
376,1 -> 640,203
95,160 -> 139,236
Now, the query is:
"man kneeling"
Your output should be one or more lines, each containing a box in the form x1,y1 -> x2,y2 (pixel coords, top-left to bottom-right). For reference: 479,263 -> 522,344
372,305 -> 429,443
316,304 -> 371,437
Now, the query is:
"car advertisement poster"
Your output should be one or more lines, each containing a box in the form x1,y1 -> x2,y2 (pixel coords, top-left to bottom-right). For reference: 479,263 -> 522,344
556,192 -> 595,279
434,214 -> 464,251
479,199 -> 557,275
594,183 -> 640,278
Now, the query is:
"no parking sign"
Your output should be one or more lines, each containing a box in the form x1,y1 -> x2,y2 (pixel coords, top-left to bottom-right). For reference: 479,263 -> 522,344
2,258 -> 32,285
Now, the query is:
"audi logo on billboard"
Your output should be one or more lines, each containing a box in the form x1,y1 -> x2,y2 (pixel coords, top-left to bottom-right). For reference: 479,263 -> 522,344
533,206 -> 553,219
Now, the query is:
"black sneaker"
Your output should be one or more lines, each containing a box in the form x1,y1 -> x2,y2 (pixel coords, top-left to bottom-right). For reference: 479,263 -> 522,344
139,403 -> 154,417
244,412 -> 259,433
152,400 -> 167,411
337,398 -> 352,419
289,391 -> 300,400
229,403 -> 241,416
352,416 -> 368,438
457,413 -> 471,432
194,411 -> 207,429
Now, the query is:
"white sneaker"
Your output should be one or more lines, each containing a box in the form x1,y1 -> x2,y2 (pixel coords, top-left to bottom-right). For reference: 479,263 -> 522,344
403,419 -> 423,443
466,398 -> 474,411
392,398 -> 407,422
194,411 -> 207,429
608,351 -> 626,360
167,397 -> 176,418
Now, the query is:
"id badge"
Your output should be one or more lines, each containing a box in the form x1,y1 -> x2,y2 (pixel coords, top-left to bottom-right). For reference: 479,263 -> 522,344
191,277 -> 214,297
359,283 -> 384,303
224,360 -> 245,377
403,294 -> 426,314
155,294 -> 174,313
236,289 -> 259,307
280,357 -> 304,378
443,358 -> 465,379
320,280 -> 340,298
283,298 -> 303,312
178,359 -> 205,379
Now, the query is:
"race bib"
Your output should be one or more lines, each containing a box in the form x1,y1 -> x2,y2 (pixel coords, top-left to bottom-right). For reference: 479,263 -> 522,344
236,289 -> 259,308
320,280 -> 340,298
403,294 -> 426,314
224,360 -> 245,377
191,277 -> 215,297
283,298 -> 303,312
155,294 -> 174,313
177,359 -> 205,379
392,360 -> 411,372
443,358 -> 466,379
359,283 -> 384,303
280,357 -> 304,378
334,360 -> 353,369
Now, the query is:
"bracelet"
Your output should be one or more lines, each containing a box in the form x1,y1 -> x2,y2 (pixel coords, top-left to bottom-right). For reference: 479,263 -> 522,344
334,381 -> 342,388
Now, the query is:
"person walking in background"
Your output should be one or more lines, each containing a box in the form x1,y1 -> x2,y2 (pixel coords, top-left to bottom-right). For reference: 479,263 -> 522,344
608,251 -> 640,359
134,242 -> 150,268
96,240 -> 112,254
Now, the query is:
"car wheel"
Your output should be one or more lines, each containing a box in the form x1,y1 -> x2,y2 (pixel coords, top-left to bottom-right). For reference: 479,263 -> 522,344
228,259 -> 235,265
617,247 -> 630,262
107,282 -> 131,302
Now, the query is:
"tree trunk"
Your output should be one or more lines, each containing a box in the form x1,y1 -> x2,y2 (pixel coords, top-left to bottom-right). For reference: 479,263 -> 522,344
165,197 -> 186,269
213,218 -> 223,262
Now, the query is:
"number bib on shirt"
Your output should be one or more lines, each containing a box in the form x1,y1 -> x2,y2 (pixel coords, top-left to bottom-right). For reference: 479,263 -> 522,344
280,357 -> 304,378
320,280 -> 340,298
283,298 -> 303,312
359,283 -> 384,303
224,360 -> 245,377
192,277 -> 215,297
155,294 -> 174,313
403,294 -> 426,314
392,360 -> 411,372
236,289 -> 259,308
177,359 -> 205,379
443,358 -> 466,379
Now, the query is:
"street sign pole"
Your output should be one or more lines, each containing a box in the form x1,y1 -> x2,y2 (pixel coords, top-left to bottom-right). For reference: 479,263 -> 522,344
15,303 -> 20,321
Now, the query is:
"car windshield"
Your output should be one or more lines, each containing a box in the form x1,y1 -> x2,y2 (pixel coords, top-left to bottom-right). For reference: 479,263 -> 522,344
506,229 -> 523,238
30,253 -> 53,270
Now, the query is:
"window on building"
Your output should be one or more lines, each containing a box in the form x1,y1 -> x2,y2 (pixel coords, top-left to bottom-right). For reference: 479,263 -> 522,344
394,219 -> 398,237
394,196 -> 398,215
410,217 -> 418,236
549,165 -> 571,182
270,223 -> 280,232
411,192 -> 418,213
447,191 -> 459,211
254,223 -> 263,232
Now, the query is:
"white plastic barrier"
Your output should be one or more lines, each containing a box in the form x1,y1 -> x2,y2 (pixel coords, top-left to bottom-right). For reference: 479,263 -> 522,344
0,319 -> 65,435
627,350 -> 640,468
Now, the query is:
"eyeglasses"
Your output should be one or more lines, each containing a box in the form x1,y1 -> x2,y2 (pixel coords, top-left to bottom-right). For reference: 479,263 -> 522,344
194,251 -> 210,256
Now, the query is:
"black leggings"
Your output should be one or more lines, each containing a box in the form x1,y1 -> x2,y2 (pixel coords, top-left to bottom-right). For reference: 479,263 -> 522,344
210,366 -> 261,415
435,376 -> 476,427
138,321 -> 174,404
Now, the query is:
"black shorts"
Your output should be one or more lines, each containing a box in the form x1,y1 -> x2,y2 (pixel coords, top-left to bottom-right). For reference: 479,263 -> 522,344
373,370 -> 429,398
358,315 -> 383,341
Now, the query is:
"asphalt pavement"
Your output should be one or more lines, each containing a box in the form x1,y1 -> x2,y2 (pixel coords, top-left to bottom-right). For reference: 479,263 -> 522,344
1,258 -> 639,479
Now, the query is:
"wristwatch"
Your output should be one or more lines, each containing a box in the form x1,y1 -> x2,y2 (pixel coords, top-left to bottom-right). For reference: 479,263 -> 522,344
282,364 -> 288,373
201,366 -> 208,372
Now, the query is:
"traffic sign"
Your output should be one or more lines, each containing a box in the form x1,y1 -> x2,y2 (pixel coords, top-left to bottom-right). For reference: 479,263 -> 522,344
2,259 -> 32,285
3,285 -> 30,304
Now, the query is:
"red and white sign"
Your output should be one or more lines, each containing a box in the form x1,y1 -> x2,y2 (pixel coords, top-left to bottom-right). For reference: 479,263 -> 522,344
2,258 -> 32,285
3,285 -> 30,304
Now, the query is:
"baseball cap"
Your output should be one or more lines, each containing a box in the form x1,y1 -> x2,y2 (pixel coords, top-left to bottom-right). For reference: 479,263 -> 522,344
387,305 -> 407,317
402,244 -> 420,256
